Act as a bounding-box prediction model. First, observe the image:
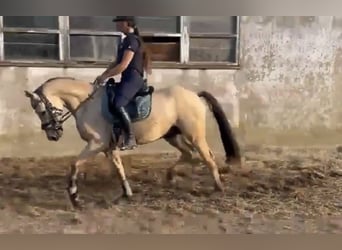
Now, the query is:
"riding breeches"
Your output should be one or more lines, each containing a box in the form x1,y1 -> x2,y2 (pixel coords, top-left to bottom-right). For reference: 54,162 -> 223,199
113,74 -> 144,109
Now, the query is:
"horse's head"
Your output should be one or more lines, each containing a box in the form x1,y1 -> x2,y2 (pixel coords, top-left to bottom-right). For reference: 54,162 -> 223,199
24,89 -> 65,142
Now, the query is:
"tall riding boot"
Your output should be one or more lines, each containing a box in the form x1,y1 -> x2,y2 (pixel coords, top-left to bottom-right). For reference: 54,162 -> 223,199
116,106 -> 137,150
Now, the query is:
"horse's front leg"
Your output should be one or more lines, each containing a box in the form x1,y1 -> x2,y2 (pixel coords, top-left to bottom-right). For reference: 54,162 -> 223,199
107,149 -> 133,202
67,141 -> 106,210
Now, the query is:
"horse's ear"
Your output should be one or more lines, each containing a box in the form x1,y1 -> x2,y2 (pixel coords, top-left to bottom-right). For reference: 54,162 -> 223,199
24,90 -> 32,98
24,90 -> 37,99
25,91 -> 41,102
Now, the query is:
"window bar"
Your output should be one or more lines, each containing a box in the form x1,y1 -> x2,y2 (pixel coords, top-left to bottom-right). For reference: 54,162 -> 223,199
69,30 -> 122,36
180,16 -> 190,64
0,16 -> 4,61
1,28 -> 59,34
58,16 -> 70,62
235,16 -> 241,66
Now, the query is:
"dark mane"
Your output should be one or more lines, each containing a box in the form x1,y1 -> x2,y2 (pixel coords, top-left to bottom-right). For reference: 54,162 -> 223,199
34,77 -> 77,93
44,77 -> 76,84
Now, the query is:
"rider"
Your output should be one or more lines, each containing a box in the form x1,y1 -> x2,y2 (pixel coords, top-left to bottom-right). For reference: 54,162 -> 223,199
96,16 -> 152,151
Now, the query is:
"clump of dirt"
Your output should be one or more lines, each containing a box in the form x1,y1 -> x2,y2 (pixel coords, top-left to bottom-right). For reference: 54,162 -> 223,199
0,146 -> 341,233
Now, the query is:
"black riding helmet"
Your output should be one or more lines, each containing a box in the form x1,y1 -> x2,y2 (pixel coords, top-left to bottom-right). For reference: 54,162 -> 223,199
112,16 -> 136,23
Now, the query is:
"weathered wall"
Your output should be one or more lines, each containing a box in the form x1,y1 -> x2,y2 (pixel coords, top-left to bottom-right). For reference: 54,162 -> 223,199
1,16 -> 342,157
239,16 -> 342,129
237,16 -> 342,146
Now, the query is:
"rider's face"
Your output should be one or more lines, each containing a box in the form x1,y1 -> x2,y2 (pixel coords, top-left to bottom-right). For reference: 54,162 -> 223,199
116,21 -> 129,33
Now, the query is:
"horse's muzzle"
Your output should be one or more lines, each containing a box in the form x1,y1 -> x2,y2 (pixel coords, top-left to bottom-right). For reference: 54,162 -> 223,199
45,125 -> 64,142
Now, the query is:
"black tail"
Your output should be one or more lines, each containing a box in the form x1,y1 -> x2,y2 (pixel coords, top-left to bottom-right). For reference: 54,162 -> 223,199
198,91 -> 241,164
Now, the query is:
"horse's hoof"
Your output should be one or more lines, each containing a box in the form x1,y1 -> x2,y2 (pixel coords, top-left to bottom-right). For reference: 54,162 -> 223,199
226,157 -> 242,167
113,197 -> 131,206
72,199 -> 84,210
166,171 -> 174,182
214,183 -> 225,192
119,144 -> 138,151
123,191 -> 133,200
113,188 -> 125,203
70,200 -> 84,211
114,193 -> 133,205
122,181 -> 133,198
73,202 -> 84,211
68,193 -> 84,210
166,177 -> 177,188
124,195 -> 133,202
79,172 -> 88,181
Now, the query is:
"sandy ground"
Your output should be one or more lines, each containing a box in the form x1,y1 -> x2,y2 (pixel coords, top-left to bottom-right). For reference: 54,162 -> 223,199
0,145 -> 341,234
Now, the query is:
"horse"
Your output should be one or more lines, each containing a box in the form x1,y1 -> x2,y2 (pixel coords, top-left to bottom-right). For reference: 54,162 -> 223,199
24,76 -> 242,209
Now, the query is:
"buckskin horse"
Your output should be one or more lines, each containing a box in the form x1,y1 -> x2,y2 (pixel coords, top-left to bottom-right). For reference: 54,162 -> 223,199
24,76 -> 242,209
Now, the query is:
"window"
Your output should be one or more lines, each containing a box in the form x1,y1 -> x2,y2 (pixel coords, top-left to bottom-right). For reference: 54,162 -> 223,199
189,37 -> 236,62
136,16 -> 180,34
3,16 -> 59,29
0,16 -> 240,68
143,37 -> 180,62
68,16 -> 121,63
4,33 -> 59,60
69,16 -> 117,32
1,16 -> 60,61
188,16 -> 239,64
69,35 -> 120,62
136,16 -> 181,63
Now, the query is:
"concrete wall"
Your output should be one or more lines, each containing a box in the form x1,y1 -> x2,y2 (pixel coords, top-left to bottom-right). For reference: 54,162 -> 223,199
1,16 -> 342,157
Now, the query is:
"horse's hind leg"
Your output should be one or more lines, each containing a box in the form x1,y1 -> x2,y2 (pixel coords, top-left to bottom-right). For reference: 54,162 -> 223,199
175,115 -> 223,191
192,137 -> 224,191
164,134 -> 194,183
179,122 -> 224,191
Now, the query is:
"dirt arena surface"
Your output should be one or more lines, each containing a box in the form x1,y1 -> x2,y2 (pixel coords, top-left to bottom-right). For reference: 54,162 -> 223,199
0,145 -> 341,234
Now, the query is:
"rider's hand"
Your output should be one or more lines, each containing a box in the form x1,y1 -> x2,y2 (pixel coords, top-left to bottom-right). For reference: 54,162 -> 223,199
95,75 -> 107,86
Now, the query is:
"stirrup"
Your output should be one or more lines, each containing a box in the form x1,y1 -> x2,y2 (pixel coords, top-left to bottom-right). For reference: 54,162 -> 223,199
120,143 -> 137,151
119,135 -> 137,151
120,145 -> 137,151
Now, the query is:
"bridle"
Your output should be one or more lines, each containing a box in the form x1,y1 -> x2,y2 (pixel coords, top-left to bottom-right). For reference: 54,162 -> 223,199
33,80 -> 103,135
33,87 -> 71,133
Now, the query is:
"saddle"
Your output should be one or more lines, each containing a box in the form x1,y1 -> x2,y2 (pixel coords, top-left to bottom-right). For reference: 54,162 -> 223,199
103,78 -> 154,128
